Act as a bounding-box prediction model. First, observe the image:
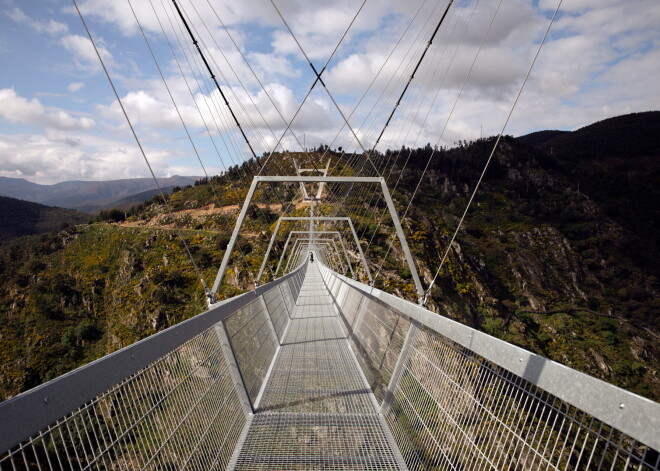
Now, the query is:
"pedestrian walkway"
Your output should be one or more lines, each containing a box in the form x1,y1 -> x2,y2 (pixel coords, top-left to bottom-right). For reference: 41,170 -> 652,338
232,263 -> 404,470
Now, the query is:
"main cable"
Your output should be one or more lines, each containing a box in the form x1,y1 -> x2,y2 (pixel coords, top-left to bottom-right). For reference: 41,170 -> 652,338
269,0 -> 380,176
170,0 -> 308,279
148,0 -> 259,277
171,0 -> 258,160
371,0 -> 453,154
362,0 -> 478,253
371,0 -> 506,284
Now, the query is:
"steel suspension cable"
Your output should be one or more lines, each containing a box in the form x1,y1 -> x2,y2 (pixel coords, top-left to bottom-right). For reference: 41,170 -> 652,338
162,0 -> 259,182
152,0 -> 295,288
171,5 -> 316,257
71,0 -> 211,297
269,0 -> 380,176
421,0 -> 564,304
371,0 -> 506,284
316,0 -> 431,186
371,0 -> 453,154
326,2 -> 444,223
171,0 -> 305,224
148,0 -> 257,268
161,0 -> 242,174
357,10 -> 462,236
338,0 -> 440,171
171,0 -> 259,160
165,3 -> 253,175
176,3 -> 281,171
361,0 -> 478,251
129,0 -> 221,206
181,5 -> 336,281
201,0 -> 319,172
145,0 -> 270,289
256,0 -> 370,177
180,0 -> 295,173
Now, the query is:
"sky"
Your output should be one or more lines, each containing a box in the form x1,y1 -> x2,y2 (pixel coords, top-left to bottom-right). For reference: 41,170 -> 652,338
0,0 -> 658,184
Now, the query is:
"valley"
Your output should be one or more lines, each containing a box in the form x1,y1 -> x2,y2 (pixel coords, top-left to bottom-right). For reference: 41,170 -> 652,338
0,112 -> 658,403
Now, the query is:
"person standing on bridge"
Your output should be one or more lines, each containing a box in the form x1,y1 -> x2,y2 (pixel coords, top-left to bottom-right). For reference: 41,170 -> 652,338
310,252 -> 314,263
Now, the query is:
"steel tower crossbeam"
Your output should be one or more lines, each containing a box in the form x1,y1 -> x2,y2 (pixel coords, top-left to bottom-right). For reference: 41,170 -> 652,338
212,176 -> 425,298
284,238 -> 343,274
256,219 -> 354,282
276,231 -> 354,278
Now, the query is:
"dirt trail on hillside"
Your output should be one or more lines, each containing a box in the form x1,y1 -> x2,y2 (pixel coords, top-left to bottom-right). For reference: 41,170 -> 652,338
119,202 -> 284,227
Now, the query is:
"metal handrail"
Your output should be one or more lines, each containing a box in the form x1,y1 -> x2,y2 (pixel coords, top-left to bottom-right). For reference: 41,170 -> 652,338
319,264 -> 660,453
0,262 -> 307,452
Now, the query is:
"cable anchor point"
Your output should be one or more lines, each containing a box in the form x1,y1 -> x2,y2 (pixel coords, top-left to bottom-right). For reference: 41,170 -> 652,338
206,290 -> 218,307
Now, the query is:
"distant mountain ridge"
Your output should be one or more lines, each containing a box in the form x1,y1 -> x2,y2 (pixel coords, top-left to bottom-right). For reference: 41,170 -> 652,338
94,186 -> 179,213
0,176 -> 201,213
518,111 -> 660,159
526,111 -> 660,278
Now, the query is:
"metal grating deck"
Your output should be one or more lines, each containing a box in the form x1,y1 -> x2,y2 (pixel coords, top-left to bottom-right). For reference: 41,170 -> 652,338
233,264 -> 404,470
233,413 -> 401,470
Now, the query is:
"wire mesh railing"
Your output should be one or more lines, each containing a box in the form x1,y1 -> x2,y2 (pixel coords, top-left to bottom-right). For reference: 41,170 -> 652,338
2,260 -> 657,470
319,265 -> 660,471
0,327 -> 246,471
0,263 -> 307,471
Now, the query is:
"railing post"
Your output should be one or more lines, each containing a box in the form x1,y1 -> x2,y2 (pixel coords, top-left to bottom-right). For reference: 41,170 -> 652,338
256,218 -> 282,283
258,294 -> 281,344
380,320 -> 420,415
379,178 -> 424,300
275,231 -> 294,276
214,323 -> 253,415
212,177 -> 259,294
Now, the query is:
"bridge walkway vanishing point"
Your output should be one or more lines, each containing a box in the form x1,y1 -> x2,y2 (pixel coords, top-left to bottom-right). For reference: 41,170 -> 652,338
232,261 -> 404,470
0,258 -> 659,470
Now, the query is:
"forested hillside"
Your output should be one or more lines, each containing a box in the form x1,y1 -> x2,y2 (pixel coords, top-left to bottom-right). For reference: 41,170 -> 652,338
0,196 -> 89,242
0,112 -> 658,402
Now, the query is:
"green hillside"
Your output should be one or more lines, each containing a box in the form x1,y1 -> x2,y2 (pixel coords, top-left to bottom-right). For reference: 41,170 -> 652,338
540,111 -> 660,160
0,113 -> 658,402
0,196 -> 90,243
535,112 -> 660,277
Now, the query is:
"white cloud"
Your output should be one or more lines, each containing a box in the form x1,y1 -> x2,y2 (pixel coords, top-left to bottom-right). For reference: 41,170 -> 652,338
74,0 -> 157,36
1,0 -> 659,185
0,130 -> 204,184
538,0 -> 619,13
7,7 -> 69,35
60,34 -> 114,74
67,82 -> 86,93
248,52 -> 301,80
94,73 -> 338,157
0,88 -> 96,131
326,0 -> 660,148
75,0 -> 246,39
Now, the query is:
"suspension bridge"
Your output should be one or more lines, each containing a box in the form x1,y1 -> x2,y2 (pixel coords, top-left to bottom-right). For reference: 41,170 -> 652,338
1,0 -> 659,469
